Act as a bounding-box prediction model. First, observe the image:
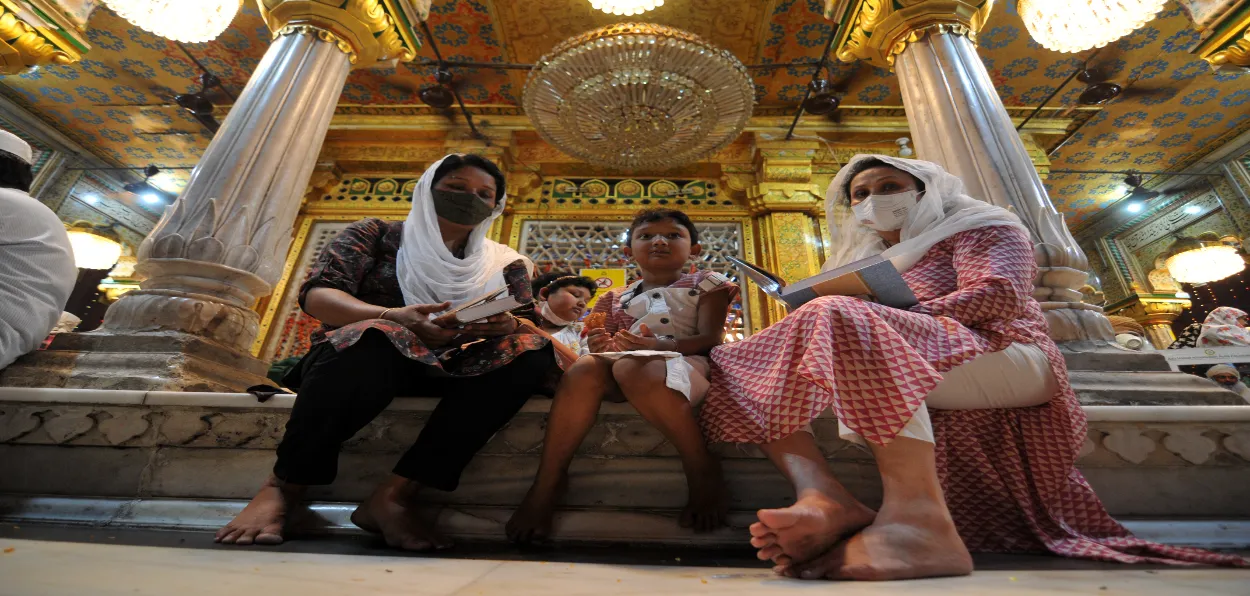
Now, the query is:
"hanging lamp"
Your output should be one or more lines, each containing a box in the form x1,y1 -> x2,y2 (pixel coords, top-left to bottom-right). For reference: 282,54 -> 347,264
589,0 -> 663,16
1017,0 -> 1166,53
102,0 -> 242,43
1163,232 -> 1246,285
65,222 -> 123,271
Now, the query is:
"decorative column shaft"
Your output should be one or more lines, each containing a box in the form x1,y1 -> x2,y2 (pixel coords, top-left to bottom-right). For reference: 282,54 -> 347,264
828,0 -> 1113,345
893,30 -> 1112,343
1,1 -> 423,392
100,30 -> 352,352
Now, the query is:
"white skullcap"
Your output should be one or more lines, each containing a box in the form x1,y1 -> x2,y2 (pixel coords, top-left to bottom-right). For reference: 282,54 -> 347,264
0,128 -> 32,164
1206,364 -> 1239,378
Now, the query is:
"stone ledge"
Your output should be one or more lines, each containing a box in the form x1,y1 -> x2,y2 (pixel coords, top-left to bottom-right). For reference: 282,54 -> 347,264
2,495 -> 1247,549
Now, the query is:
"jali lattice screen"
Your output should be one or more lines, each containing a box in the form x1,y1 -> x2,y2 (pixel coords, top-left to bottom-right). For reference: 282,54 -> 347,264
517,219 -> 751,340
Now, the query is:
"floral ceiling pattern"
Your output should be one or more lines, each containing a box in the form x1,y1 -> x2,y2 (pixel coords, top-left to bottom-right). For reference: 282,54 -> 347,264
0,0 -> 1244,230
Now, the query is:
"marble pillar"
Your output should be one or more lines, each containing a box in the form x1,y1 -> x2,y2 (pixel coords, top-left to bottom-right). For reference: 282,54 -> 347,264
0,1 -> 423,391
892,29 -> 1114,345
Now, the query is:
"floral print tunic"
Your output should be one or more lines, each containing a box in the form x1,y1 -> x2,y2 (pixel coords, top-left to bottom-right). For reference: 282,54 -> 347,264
298,218 -> 548,377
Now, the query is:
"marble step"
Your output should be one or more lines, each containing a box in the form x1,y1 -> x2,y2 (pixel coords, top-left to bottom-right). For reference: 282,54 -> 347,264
2,387 -> 1249,522
3,495 -> 1249,550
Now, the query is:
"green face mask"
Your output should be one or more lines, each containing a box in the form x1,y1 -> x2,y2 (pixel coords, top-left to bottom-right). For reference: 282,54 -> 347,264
432,188 -> 495,226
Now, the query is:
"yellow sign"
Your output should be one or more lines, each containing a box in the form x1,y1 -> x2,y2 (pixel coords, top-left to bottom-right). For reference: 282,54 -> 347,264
580,268 -> 629,309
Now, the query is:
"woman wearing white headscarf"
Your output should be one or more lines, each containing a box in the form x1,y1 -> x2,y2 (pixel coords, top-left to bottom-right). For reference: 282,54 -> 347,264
1196,307 -> 1250,347
700,155 -> 1247,580
217,154 -> 554,552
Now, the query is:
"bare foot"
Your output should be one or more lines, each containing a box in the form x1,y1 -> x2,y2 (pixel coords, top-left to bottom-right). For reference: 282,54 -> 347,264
750,488 -> 875,565
679,462 -> 729,533
350,475 -> 451,552
783,500 -> 972,581
505,475 -> 567,544
215,476 -> 304,546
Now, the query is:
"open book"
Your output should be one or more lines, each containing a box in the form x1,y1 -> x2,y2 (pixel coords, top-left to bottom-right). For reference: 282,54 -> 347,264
727,255 -> 917,310
439,259 -> 534,324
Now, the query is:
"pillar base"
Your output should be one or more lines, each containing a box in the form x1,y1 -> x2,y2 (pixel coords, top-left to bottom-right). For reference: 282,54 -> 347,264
0,332 -> 271,393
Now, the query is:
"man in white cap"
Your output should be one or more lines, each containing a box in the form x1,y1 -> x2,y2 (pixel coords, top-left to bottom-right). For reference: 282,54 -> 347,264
1205,363 -> 1250,403
0,128 -> 76,370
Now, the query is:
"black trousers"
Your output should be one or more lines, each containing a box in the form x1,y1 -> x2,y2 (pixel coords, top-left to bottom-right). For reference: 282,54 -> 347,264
273,330 -> 553,491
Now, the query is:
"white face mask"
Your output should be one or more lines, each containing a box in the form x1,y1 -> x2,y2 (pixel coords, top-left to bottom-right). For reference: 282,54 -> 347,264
539,301 -> 575,327
851,189 -> 922,232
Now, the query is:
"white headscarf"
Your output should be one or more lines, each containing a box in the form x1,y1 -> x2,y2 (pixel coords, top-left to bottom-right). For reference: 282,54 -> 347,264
1197,307 -> 1250,347
823,154 -> 1028,273
396,155 -> 532,307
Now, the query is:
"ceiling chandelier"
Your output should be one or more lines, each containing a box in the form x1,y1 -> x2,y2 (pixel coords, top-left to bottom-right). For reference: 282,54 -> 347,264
523,23 -> 754,170
103,0 -> 242,43
1164,232 -> 1246,285
590,0 -> 663,16
1017,0 -> 1166,53
65,222 -> 123,271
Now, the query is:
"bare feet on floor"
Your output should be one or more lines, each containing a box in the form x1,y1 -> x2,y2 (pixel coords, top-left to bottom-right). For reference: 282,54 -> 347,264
215,476 -> 304,546
750,488 -> 876,566
782,499 -> 973,581
350,476 -> 451,552
679,462 -> 729,533
505,475 -> 567,544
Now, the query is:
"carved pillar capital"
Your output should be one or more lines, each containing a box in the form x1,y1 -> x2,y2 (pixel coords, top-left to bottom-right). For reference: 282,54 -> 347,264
0,0 -> 90,74
748,139 -> 822,215
1193,14 -> 1250,71
827,0 -> 994,68
259,0 -> 422,66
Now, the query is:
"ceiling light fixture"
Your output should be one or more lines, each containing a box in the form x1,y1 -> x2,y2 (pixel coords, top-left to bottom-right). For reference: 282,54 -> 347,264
64,221 -> 123,271
1017,0 -> 1166,53
524,23 -> 754,170
589,0 -> 663,16
1125,202 -> 1143,213
1184,204 -> 1202,215
1164,232 -> 1246,284
102,0 -> 242,43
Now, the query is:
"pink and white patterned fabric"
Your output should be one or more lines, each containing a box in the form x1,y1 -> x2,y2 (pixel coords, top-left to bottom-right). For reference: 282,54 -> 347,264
1196,306 -> 1250,347
701,224 -> 1247,566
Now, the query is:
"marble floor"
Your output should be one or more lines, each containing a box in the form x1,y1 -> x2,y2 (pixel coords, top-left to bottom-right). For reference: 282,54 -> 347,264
2,527 -> 1249,595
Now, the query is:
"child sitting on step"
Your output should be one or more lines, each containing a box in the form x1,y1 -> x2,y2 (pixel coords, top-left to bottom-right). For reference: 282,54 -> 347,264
506,208 -> 737,543
517,272 -> 597,370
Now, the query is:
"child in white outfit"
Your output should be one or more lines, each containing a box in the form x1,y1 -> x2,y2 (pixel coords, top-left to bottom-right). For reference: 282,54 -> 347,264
506,209 -> 738,544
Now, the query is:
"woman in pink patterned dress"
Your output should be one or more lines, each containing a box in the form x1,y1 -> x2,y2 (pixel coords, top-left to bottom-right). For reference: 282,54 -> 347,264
700,154 -> 1247,581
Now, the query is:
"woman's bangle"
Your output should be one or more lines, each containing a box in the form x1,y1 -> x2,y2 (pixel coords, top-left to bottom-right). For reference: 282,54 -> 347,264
378,307 -> 394,321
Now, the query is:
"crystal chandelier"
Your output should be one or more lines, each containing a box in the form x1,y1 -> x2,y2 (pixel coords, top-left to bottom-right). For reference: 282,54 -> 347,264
1164,232 -> 1247,284
65,223 -> 123,271
590,0 -> 663,16
1017,0 -> 1166,53
523,23 -> 754,170
103,0 -> 242,43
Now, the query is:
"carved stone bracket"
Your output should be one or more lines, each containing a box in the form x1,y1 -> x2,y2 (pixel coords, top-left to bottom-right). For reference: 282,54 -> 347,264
0,0 -> 90,74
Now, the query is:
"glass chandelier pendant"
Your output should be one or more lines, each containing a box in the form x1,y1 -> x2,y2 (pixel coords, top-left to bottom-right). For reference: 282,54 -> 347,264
524,23 -> 754,170
103,0 -> 242,43
590,0 -> 664,16
1164,233 -> 1247,284
1017,0 -> 1167,53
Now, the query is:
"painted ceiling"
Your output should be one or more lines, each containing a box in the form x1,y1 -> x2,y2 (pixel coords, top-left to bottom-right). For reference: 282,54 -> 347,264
0,0 -> 1245,231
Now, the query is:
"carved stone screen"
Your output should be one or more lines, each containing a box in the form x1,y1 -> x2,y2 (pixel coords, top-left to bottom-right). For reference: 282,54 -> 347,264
517,219 -> 751,340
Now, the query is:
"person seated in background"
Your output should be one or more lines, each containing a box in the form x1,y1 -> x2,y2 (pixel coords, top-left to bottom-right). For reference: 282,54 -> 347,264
1170,307 -> 1250,349
0,129 -> 76,370
1205,363 -> 1250,403
517,272 -> 597,370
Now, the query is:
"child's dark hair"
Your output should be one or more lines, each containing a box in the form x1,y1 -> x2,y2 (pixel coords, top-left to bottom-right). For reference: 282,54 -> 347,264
840,157 -> 925,203
532,271 -> 598,299
431,153 -> 506,201
626,208 -> 699,244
